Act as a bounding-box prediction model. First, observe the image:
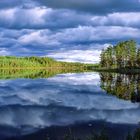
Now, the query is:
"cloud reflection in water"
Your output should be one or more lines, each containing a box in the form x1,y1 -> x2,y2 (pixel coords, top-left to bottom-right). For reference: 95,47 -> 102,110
0,72 -> 140,136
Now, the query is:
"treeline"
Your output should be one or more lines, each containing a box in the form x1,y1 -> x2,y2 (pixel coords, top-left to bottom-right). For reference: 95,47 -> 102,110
0,56 -> 90,69
100,40 -> 140,69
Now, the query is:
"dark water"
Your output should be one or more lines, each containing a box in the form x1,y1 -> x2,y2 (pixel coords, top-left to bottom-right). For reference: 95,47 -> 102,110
0,72 -> 140,140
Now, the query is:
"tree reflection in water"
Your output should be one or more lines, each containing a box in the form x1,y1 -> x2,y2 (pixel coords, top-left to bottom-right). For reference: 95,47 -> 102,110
100,72 -> 140,102
0,68 -> 89,79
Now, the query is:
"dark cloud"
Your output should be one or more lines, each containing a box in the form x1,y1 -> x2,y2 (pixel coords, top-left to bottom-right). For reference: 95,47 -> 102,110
0,5 -> 140,31
0,0 -> 36,9
36,0 -> 140,14
17,26 -> 140,46
0,7 -> 91,30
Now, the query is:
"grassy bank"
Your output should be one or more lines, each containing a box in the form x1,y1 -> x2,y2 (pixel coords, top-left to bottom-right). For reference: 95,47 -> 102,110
0,56 -> 97,79
0,56 -> 100,79
0,56 -> 99,69
0,56 -> 90,69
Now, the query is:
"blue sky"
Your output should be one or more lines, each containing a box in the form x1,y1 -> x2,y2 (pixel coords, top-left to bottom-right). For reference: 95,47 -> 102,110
0,0 -> 140,63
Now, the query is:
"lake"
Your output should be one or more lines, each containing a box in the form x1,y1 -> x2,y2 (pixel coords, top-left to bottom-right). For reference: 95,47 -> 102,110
0,71 -> 140,140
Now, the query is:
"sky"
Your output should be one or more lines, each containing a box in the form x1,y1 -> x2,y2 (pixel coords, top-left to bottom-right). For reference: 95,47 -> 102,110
0,0 -> 140,63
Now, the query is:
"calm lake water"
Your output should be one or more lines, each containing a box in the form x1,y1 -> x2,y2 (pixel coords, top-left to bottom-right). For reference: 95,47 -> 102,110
0,72 -> 140,140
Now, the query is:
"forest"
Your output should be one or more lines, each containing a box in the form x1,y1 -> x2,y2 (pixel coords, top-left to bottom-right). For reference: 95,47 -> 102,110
100,40 -> 140,69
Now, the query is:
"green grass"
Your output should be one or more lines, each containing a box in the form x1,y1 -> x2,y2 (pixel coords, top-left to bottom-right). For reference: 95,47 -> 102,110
0,56 -> 98,69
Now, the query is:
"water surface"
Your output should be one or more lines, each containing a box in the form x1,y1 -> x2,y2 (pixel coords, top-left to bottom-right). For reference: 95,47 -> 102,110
0,71 -> 140,140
